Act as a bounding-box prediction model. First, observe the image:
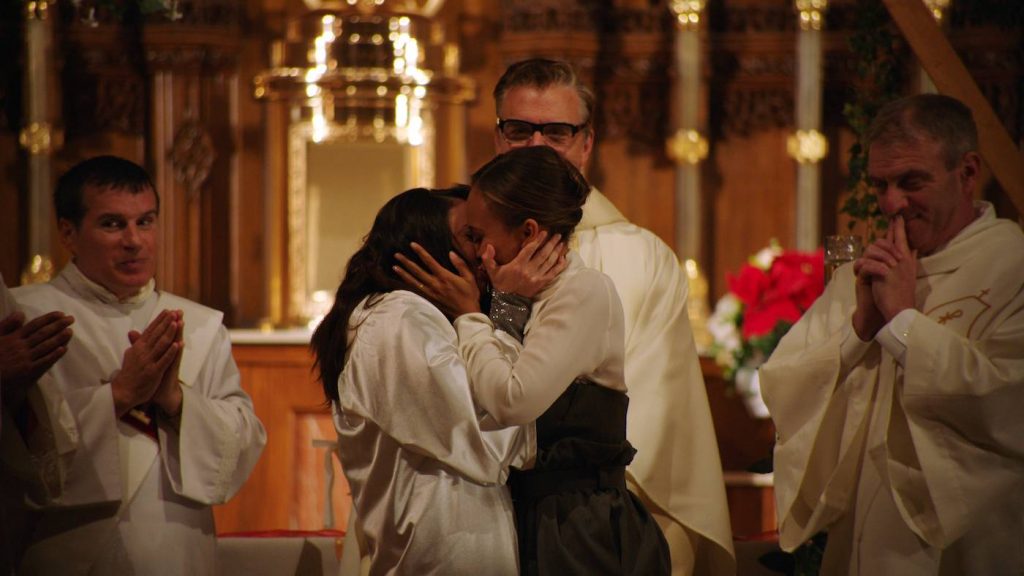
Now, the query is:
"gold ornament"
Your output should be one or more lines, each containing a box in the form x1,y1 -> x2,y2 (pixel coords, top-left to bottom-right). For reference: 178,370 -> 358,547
666,129 -> 709,165
786,129 -> 829,164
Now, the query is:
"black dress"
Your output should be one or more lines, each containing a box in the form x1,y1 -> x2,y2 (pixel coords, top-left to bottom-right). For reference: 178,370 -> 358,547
508,380 -> 671,575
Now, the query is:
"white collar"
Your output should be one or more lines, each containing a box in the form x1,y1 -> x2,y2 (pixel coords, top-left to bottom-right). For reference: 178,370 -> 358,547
62,261 -> 155,306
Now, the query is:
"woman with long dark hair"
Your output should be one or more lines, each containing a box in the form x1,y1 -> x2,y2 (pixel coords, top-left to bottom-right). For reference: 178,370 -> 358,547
400,147 -> 671,575
311,186 -> 562,575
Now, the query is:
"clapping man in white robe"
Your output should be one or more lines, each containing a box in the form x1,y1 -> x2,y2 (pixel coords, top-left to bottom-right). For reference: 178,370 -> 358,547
12,156 -> 266,576
760,94 -> 1024,575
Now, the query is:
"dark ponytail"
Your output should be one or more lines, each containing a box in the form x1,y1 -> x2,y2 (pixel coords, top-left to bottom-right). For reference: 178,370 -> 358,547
311,187 -> 464,404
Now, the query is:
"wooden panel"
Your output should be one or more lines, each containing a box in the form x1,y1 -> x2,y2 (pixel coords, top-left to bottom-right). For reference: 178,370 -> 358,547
711,129 -> 796,299
703,357 -> 778,537
214,343 -> 352,533
293,411 -> 352,530
231,36 -> 274,327
701,356 -> 775,473
596,139 -> 677,251
725,480 -> 776,538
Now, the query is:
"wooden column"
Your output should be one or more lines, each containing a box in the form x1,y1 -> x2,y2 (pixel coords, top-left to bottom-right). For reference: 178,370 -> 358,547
788,0 -> 829,251
19,0 -> 60,283
667,0 -> 708,265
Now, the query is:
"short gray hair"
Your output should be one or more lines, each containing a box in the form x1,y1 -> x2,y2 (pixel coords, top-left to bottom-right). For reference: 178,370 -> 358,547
866,93 -> 978,169
493,58 -> 595,130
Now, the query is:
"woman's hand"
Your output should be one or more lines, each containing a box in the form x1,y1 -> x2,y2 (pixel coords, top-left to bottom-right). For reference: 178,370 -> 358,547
484,231 -> 568,298
394,243 -> 482,317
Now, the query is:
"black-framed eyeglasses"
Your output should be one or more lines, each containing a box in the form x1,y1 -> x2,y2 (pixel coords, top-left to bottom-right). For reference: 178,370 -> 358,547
497,118 -> 587,146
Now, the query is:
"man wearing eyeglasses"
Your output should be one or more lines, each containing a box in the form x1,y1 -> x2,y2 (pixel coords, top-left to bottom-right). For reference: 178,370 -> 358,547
492,59 -> 734,576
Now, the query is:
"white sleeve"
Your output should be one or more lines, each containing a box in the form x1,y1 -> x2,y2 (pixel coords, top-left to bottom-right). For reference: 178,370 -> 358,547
157,325 -> 267,505
455,273 -> 618,426
340,299 -> 532,485
874,308 -> 915,367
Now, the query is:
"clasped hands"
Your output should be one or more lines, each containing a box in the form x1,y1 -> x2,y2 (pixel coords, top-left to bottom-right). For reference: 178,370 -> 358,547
0,310 -> 74,409
112,309 -> 185,419
393,231 -> 568,318
852,215 -> 918,341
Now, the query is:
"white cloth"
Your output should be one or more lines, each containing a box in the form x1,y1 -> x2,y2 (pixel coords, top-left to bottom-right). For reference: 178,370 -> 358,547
333,290 -> 534,576
12,263 -> 266,576
1,274 -> 14,437
1,276 -> 72,575
0,273 -> 15,319
760,203 -> 1024,575
574,189 -> 734,573
455,252 -> 626,425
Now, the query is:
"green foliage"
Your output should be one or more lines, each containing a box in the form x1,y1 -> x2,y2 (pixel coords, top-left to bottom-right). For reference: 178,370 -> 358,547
740,319 -> 793,371
841,0 -> 902,237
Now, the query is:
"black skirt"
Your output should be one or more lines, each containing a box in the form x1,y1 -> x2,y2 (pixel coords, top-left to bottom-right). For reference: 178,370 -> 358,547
509,380 -> 671,575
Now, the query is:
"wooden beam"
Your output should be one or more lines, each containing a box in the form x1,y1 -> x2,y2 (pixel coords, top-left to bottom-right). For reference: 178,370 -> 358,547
882,0 -> 1024,213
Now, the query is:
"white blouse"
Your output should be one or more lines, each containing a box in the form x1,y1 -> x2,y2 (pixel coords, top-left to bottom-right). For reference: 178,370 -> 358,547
333,290 -> 533,576
455,252 -> 627,427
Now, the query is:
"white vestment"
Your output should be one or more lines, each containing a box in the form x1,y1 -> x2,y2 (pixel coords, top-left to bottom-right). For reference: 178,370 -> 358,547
333,290 -> 534,576
574,189 -> 734,573
760,203 -> 1024,575
12,263 -> 267,576
1,276 -> 71,574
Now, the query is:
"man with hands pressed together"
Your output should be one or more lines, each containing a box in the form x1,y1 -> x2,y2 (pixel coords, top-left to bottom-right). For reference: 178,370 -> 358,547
760,94 -> 1024,575
12,156 -> 266,576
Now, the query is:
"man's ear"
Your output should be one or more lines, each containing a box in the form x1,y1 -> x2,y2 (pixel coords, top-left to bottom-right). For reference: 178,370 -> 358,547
580,129 -> 595,173
959,151 -> 981,199
57,218 -> 77,255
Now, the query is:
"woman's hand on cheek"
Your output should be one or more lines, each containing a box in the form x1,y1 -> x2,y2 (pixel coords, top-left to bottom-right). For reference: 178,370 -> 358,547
486,231 -> 568,299
393,243 -> 481,317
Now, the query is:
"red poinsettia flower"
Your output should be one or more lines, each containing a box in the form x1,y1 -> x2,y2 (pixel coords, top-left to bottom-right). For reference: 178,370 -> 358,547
711,242 -> 826,382
764,249 -> 824,311
742,299 -> 802,339
727,264 -> 770,307
734,248 -> 824,339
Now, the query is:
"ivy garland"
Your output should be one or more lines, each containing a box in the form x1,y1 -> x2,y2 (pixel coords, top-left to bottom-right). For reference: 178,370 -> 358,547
840,0 -> 903,238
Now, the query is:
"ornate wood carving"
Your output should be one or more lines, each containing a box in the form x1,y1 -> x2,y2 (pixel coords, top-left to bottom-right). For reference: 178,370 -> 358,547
498,0 -> 674,152
169,119 -> 216,198
709,40 -> 795,137
707,1 -> 796,34
716,88 -> 793,137
61,29 -> 146,136
58,0 -> 240,28
952,34 -> 1023,138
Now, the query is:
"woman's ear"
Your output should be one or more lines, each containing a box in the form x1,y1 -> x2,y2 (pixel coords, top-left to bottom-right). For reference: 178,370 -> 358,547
519,218 -> 540,241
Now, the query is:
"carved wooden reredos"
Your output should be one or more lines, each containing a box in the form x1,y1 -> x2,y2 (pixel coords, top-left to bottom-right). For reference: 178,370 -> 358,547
0,1 -> 1019,326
